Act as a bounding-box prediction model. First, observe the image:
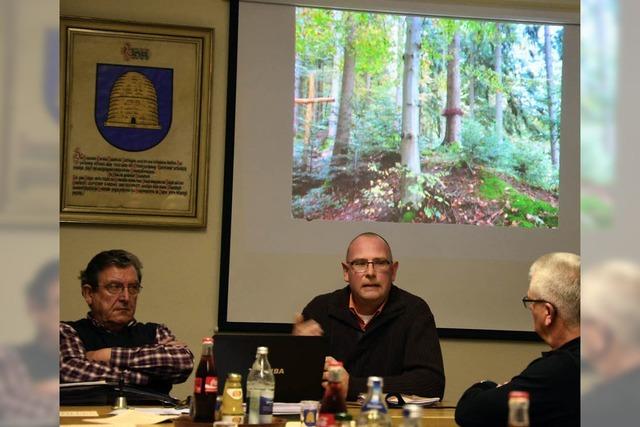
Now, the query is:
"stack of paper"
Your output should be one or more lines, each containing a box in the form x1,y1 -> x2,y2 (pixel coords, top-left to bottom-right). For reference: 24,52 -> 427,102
357,393 -> 440,407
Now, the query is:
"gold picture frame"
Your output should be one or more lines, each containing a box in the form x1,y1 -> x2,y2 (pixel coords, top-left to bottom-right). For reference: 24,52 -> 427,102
60,17 -> 213,227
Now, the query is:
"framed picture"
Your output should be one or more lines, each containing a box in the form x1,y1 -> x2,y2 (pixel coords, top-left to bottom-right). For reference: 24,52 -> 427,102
60,17 -> 213,227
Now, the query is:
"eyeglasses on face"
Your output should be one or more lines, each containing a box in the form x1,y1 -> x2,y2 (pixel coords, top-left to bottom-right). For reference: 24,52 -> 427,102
521,296 -> 550,309
102,283 -> 143,296
348,258 -> 392,273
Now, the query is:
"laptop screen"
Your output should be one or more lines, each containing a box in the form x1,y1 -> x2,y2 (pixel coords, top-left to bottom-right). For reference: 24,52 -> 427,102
213,333 -> 328,403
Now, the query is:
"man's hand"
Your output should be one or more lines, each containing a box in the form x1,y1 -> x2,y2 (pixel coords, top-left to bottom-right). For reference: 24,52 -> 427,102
292,313 -> 324,336
322,356 -> 349,400
86,348 -> 112,363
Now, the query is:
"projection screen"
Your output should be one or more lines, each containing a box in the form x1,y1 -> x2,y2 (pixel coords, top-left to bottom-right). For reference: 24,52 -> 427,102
219,0 -> 579,338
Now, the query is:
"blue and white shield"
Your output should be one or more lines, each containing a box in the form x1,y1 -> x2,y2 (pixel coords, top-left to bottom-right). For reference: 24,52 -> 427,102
95,63 -> 173,152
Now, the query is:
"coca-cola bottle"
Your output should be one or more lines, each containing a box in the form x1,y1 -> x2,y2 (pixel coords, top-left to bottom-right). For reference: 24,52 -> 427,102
192,337 -> 217,422
318,362 -> 347,427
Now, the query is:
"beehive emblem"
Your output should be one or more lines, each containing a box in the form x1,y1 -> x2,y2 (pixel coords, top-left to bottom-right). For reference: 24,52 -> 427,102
95,64 -> 173,152
105,71 -> 161,129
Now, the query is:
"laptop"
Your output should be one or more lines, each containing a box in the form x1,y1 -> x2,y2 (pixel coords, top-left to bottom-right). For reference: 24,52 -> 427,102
214,333 -> 328,403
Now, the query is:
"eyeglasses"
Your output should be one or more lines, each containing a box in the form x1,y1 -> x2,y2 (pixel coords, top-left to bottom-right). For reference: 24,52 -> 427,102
521,296 -> 550,309
102,283 -> 143,296
348,258 -> 392,273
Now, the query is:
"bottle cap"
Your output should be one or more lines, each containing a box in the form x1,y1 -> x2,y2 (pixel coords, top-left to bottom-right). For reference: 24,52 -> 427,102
508,391 -> 530,399
257,346 -> 269,355
202,337 -> 214,344
327,366 -> 343,382
366,376 -> 383,388
227,372 -> 242,382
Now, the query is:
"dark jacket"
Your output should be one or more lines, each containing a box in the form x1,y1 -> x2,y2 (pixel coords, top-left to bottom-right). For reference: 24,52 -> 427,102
455,337 -> 580,427
302,285 -> 445,400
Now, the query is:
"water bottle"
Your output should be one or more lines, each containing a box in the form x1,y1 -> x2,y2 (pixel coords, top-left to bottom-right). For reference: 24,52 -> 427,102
246,346 -> 275,424
356,376 -> 391,427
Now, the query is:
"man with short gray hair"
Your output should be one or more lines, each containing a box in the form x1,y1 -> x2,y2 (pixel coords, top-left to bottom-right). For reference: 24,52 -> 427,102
455,252 -> 580,427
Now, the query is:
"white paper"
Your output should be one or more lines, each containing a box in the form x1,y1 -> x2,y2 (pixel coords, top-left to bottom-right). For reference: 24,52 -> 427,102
83,408 -> 177,424
60,410 -> 100,417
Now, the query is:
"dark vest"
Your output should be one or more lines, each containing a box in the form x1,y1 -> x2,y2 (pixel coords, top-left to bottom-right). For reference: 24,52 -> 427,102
65,319 -> 171,394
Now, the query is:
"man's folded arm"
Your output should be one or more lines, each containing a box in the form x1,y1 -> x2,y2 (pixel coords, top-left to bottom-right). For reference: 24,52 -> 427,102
348,304 -> 445,400
385,303 -> 445,398
455,380 -> 506,427
109,324 -> 194,384
59,323 -> 149,385
349,365 -> 444,401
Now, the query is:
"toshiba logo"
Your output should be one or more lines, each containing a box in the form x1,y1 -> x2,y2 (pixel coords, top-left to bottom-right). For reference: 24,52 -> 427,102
273,368 -> 285,374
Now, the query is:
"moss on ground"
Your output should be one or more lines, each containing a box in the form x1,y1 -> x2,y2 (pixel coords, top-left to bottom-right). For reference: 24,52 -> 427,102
479,172 -> 558,228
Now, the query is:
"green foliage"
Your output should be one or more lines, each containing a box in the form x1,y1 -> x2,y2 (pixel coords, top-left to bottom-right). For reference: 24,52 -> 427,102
353,13 -> 393,76
361,163 -> 449,222
291,187 -> 344,219
352,94 -> 401,153
510,139 -> 557,191
478,173 -> 507,200
440,120 -> 512,172
296,8 -> 337,65
478,172 -> 557,228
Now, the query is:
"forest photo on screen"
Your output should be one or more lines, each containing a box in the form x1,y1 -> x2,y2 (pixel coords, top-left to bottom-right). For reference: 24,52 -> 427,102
291,8 -> 563,228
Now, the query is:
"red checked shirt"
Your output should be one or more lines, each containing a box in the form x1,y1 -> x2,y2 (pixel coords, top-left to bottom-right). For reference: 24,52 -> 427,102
59,315 -> 194,386
348,294 -> 387,331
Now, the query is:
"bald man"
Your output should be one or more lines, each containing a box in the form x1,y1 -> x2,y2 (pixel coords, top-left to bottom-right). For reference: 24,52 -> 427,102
293,232 -> 445,401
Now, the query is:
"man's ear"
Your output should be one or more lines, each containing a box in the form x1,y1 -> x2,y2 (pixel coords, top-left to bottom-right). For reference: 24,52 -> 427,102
543,302 -> 555,327
341,262 -> 349,282
81,284 -> 94,307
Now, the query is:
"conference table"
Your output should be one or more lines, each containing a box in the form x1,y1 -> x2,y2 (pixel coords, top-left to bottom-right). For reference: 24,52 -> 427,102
60,403 -> 457,427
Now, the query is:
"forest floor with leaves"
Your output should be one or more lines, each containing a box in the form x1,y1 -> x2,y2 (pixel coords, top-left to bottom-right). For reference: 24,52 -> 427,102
295,162 -> 559,228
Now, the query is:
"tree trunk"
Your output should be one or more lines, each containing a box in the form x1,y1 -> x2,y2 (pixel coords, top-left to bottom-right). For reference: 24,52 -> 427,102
494,24 -> 504,145
443,31 -> 462,146
468,47 -> 476,119
330,14 -> 356,173
395,18 -> 404,109
400,16 -> 424,206
327,32 -> 342,140
544,26 -> 559,170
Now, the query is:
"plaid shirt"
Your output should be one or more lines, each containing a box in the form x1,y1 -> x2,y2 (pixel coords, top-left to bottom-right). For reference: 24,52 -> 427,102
60,316 -> 194,386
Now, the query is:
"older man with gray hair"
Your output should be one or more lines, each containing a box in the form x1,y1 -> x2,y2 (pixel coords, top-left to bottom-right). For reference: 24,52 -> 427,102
581,260 -> 640,427
455,252 -> 580,427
